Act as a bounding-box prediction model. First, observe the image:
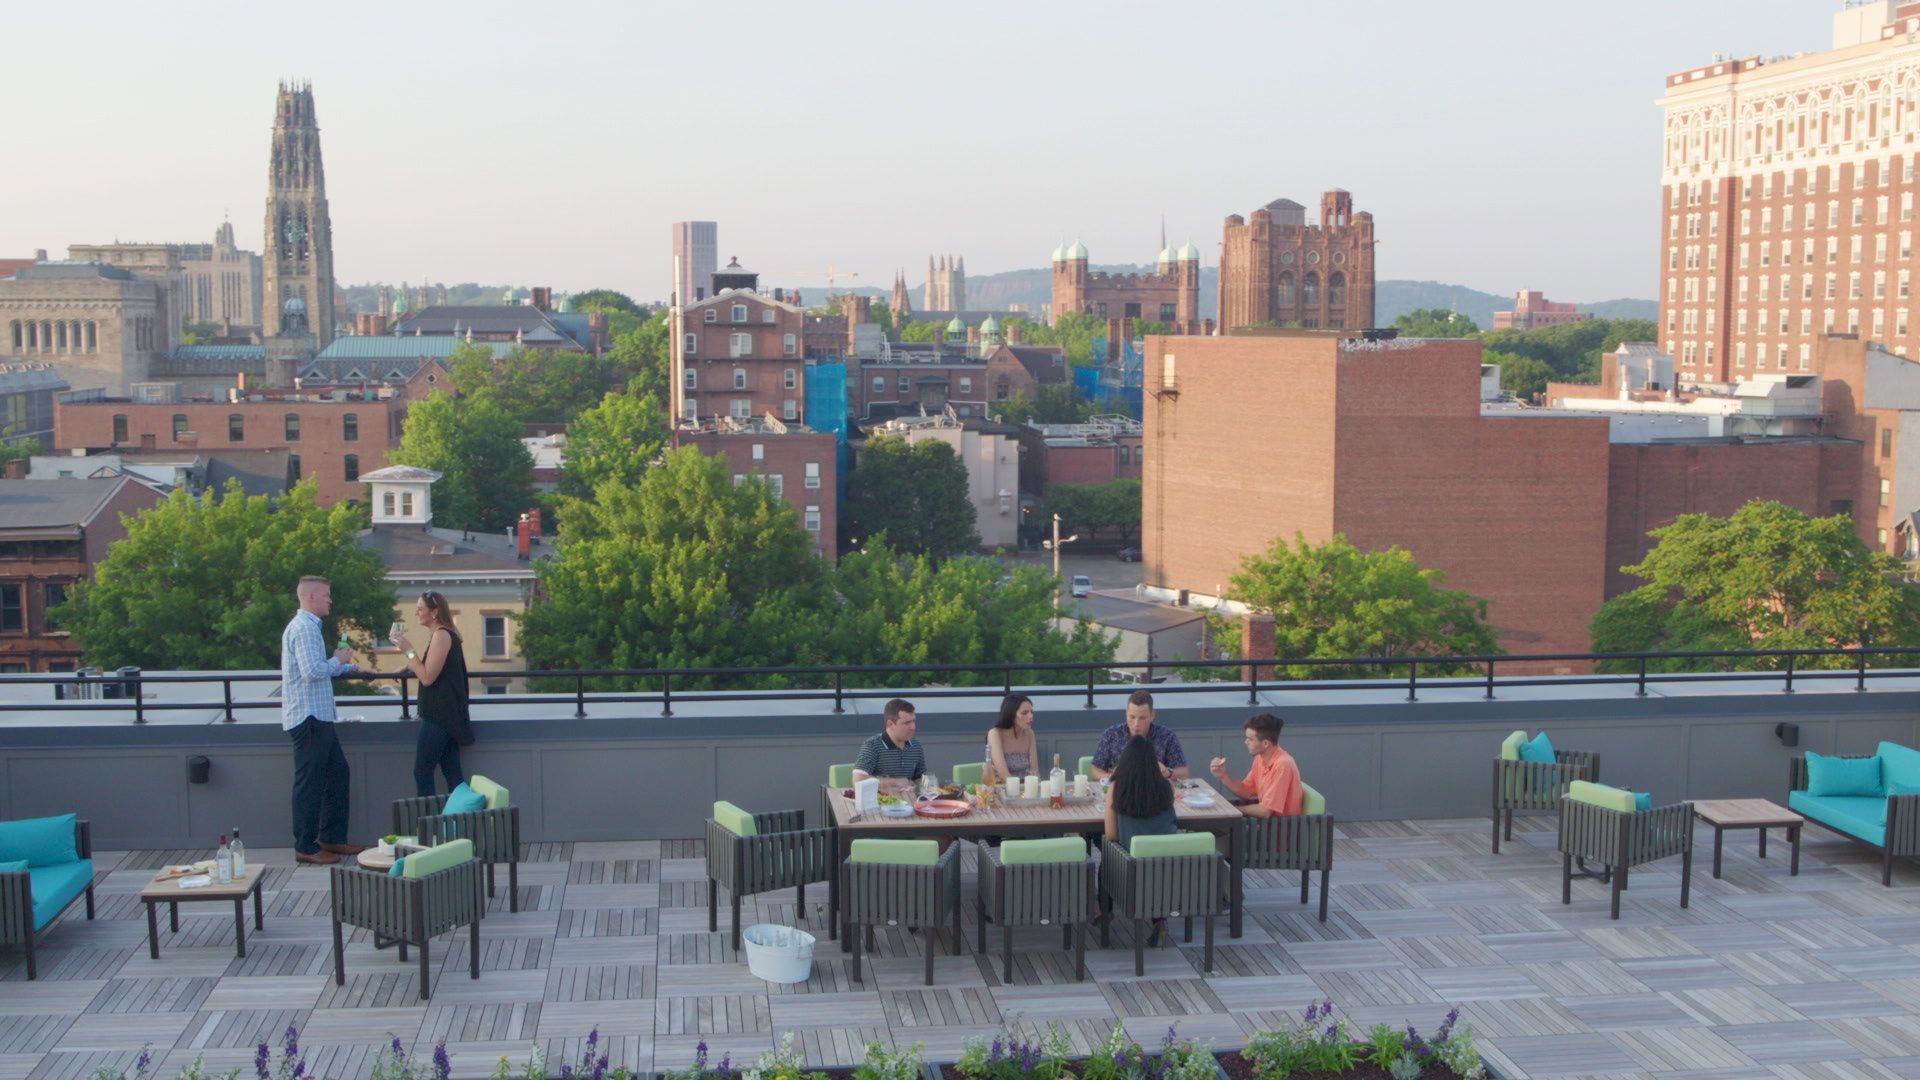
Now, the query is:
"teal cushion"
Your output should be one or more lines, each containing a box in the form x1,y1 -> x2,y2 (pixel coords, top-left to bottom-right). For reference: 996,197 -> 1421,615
712,800 -> 758,838
468,775 -> 509,811
1806,752 -> 1884,797
28,859 -> 92,931
0,860 -> 26,874
828,763 -> 856,787
1499,730 -> 1529,762
1000,837 -> 1085,865
1634,792 -> 1654,812
1301,782 -> 1326,816
0,814 -> 78,868
443,783 -> 488,816
1130,832 -> 1214,858
951,762 -> 985,787
1517,732 -> 1556,765
849,839 -> 939,866
1876,742 -> 1920,795
403,838 -> 474,878
389,857 -> 406,878
1568,780 -> 1637,813
1789,791 -> 1888,847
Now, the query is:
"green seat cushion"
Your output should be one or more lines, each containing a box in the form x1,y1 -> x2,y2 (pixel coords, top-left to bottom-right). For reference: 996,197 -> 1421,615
1000,837 -> 1085,865
1078,755 -> 1095,777
0,814 -> 78,867
442,783 -> 488,816
1129,832 -> 1214,858
828,764 -> 856,787
712,800 -> 758,837
402,838 -> 474,878
1806,752 -> 1883,797
1789,791 -> 1887,847
468,775 -> 509,811
849,839 -> 939,866
1517,732 -> 1556,765
1499,730 -> 1529,762
1567,780 -> 1637,813
28,859 -> 92,931
1876,742 -> 1920,795
1301,782 -> 1326,816
951,762 -> 986,787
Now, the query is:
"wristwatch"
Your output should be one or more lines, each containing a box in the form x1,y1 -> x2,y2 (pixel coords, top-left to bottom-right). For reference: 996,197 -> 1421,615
405,650 -> 418,661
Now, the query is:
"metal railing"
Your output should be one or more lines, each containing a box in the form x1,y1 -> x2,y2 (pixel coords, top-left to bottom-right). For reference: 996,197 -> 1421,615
4,645 -> 1920,724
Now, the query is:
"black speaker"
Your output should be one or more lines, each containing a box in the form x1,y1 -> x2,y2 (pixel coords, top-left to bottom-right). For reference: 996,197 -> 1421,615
187,755 -> 211,784
1775,722 -> 1800,748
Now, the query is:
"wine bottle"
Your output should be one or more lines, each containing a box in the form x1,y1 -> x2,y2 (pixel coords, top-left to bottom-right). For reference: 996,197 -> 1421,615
215,834 -> 232,885
229,828 -> 246,880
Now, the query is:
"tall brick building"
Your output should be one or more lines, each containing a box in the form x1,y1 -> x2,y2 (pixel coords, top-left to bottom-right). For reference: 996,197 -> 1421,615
675,285 -> 807,425
1050,239 -> 1202,332
1219,191 -> 1376,332
1659,1 -> 1920,384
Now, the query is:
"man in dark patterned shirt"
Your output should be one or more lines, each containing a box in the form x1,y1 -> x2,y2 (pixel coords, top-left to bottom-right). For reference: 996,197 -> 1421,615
853,698 -> 926,798
1090,690 -> 1189,781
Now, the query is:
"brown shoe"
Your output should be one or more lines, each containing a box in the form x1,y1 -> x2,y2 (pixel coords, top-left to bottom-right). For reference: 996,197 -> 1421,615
319,842 -> 369,856
295,849 -> 340,865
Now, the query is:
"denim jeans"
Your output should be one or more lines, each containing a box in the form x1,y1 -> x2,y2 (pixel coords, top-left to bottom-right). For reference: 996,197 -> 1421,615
413,720 -> 466,797
289,716 -> 350,854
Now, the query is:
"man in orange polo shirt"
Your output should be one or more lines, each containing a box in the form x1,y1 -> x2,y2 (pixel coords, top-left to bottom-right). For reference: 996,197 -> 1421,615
1208,713 -> 1302,817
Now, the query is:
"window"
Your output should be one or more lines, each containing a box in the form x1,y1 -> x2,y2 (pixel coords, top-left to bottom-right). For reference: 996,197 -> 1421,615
1827,274 -> 1838,300
343,413 -> 358,442
959,377 -> 972,395
731,304 -> 748,323
0,585 -> 19,632
1883,428 -> 1894,458
898,375 -> 911,393
1881,478 -> 1892,507
39,582 -> 67,633
1903,271 -> 1912,299
1854,198 -> 1865,226
285,413 -> 300,442
1877,271 -> 1888,299
112,414 -> 127,443
766,474 -> 784,497
805,461 -> 820,489
684,368 -> 698,390
871,376 -> 885,395
704,308 -> 717,323
804,505 -> 821,532
752,442 -> 765,461
783,399 -> 797,420
783,368 -> 796,390
1159,303 -> 1177,322
1852,273 -> 1863,299
762,310 -> 774,324
1799,344 -> 1811,371
483,615 -> 509,659
344,454 -> 359,482
383,491 -> 395,516
1880,528 -> 1890,549
172,414 -> 188,440
783,333 -> 796,356
683,333 -> 697,357
401,492 -> 415,517
733,368 -> 747,390
729,332 -> 751,357
229,414 -> 244,442
730,399 -> 751,419
287,454 -> 301,485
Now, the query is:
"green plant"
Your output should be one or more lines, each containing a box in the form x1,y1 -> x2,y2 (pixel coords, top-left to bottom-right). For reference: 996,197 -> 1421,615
1242,1001 -> 1359,1077
852,1041 -> 923,1080
744,1033 -> 807,1080
88,1048 -> 155,1080
954,1023 -> 1074,1080
1388,1053 -> 1423,1080
1363,1023 -> 1407,1066
369,1033 -> 452,1080
660,1040 -> 735,1080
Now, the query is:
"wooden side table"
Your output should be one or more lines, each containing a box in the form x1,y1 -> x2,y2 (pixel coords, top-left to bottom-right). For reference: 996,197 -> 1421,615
139,868 -> 266,959
1693,799 -> 1804,878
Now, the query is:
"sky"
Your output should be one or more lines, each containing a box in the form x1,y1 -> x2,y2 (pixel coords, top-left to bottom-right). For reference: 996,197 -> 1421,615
0,1 -> 1843,304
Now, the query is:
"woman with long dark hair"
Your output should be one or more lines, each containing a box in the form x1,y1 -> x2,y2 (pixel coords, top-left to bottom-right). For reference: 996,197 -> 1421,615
1104,733 -> 1179,946
984,693 -> 1036,784
391,591 -> 473,796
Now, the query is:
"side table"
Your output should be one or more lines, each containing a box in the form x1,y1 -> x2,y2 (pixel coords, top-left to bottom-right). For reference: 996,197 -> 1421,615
1693,798 -> 1804,878
140,868 -> 266,959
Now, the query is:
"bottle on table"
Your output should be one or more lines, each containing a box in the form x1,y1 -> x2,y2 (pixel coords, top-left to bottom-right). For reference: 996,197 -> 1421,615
215,834 -> 232,885
229,828 -> 246,880
1049,753 -> 1067,809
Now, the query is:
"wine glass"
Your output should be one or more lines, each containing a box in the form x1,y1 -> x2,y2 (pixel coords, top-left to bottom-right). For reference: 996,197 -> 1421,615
389,621 -> 406,646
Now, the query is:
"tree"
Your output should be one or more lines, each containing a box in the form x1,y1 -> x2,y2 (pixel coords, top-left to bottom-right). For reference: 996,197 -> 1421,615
0,436 -> 44,468
842,436 -> 979,557
606,313 -> 672,404
1009,313 -> 1107,366
1045,479 -> 1141,544
1489,351 -> 1556,400
449,342 -> 609,425
559,392 -> 666,499
58,479 -> 396,671
566,289 -> 640,315
390,391 -> 535,532
870,302 -> 895,339
825,540 -> 1115,685
1393,308 -> 1480,338
519,447 -> 830,688
991,383 -> 1096,426
1208,533 -> 1502,678
899,319 -> 942,343
1590,501 -> 1920,672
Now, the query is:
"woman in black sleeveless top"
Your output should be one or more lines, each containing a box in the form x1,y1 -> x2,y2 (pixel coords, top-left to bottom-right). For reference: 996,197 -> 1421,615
392,591 -> 473,796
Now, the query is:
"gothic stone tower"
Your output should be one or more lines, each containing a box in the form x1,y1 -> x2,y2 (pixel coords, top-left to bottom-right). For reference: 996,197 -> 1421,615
262,82 -> 336,350
924,255 -> 966,311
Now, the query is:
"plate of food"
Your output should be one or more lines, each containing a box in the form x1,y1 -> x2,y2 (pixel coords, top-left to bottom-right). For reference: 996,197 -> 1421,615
914,799 -> 972,819
937,784 -> 965,798
1180,794 -> 1218,809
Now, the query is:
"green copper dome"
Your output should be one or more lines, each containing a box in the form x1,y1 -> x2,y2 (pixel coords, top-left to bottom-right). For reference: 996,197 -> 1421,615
946,316 -> 966,333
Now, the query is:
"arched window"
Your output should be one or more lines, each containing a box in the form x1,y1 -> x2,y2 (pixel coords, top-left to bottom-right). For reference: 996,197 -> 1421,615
1277,272 -> 1295,307
1328,272 -> 1347,311
1302,272 -> 1320,309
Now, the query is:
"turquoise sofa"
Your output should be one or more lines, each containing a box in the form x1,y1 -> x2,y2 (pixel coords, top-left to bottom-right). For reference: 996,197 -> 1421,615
1789,742 -> 1920,885
0,814 -> 95,979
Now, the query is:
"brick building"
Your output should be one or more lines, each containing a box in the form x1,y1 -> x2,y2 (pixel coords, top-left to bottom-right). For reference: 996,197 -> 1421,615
1017,415 -> 1144,496
680,416 -> 839,559
0,476 -> 165,673
54,386 -> 404,506
1492,290 -> 1591,330
1218,192 -> 1376,332
1050,240 -> 1202,331
675,275 -> 808,426
1659,1 -> 1920,384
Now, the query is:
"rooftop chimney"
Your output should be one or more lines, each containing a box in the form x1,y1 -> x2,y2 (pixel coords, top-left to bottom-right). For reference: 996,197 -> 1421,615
3,458 -> 25,480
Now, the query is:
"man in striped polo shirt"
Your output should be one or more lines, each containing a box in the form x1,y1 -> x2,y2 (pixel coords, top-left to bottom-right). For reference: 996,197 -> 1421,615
853,698 -> 925,798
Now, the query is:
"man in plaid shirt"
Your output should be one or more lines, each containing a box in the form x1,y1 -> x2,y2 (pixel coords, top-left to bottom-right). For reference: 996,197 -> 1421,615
281,576 -> 369,865
1089,690 -> 1189,781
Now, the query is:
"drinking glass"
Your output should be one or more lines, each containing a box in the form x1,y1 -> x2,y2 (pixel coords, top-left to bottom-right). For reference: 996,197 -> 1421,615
388,621 -> 406,644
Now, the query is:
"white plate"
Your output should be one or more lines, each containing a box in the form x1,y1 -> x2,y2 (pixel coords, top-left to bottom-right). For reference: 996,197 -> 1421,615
177,875 -> 212,889
1181,795 -> 1217,809
879,804 -> 914,817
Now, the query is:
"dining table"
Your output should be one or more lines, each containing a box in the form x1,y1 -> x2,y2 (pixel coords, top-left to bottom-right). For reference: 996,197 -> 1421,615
821,777 -> 1252,947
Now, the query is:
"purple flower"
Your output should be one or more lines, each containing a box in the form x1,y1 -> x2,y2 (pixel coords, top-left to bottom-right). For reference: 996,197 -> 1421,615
588,1030 -> 600,1049
291,1062 -> 305,1080
135,1050 -> 153,1075
256,1041 -> 273,1080
1113,1051 -> 1128,1067
593,1054 -> 610,1080
1324,1024 -> 1337,1040
695,1042 -> 709,1071
433,1042 -> 453,1080
561,1065 -> 575,1079
1163,1026 -> 1177,1050
990,1039 -> 1004,1064
1304,1002 -> 1320,1023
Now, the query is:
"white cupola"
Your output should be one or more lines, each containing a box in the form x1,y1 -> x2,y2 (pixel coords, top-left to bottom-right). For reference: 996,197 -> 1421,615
360,464 -> 441,526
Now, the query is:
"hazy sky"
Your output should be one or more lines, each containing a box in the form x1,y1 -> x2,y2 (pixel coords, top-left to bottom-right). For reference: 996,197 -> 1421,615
1,1 -> 1839,303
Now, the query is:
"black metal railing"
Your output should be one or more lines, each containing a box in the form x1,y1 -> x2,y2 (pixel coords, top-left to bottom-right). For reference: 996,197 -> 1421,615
4,645 -> 1920,724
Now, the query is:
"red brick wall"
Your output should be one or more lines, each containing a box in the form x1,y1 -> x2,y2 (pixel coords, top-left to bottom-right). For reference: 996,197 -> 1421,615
0,478 -> 163,672
680,296 -> 806,422
682,430 -> 839,559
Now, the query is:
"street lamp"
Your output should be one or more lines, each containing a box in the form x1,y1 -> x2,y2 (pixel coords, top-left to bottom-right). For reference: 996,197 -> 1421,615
1042,512 -> 1079,606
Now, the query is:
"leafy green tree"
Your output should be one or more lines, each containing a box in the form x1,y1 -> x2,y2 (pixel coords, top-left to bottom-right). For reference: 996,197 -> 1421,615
870,302 -> 895,339
826,540 -> 1115,685
1393,308 -> 1480,338
520,448 -> 830,688
1045,479 -> 1141,544
1008,313 -> 1108,366
566,289 -> 640,315
843,436 -> 980,557
1207,533 -> 1502,678
449,342 -> 609,424
57,479 -> 396,670
0,436 -> 44,468
559,392 -> 666,499
390,391 -> 535,532
991,383 -> 1096,426
899,319 -> 943,343
1489,351 -> 1556,400
1591,501 -> 1920,672
606,313 -> 672,404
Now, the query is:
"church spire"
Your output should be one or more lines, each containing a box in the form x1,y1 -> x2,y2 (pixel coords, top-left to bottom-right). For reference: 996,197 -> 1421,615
263,81 -> 336,348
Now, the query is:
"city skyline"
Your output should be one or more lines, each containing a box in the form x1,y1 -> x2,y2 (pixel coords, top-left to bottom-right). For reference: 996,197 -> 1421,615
1,1 -> 1836,304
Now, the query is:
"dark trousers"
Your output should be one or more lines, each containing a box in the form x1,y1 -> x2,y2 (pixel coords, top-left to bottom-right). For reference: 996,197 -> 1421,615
289,716 -> 350,855
413,721 -> 465,797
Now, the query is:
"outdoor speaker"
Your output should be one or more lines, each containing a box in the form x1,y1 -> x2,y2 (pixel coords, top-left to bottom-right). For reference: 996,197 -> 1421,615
1775,723 -> 1800,748
187,755 -> 211,784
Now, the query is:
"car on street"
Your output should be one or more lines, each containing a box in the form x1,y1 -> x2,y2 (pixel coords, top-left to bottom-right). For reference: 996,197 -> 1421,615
1115,547 -> 1142,562
1069,574 -> 1093,598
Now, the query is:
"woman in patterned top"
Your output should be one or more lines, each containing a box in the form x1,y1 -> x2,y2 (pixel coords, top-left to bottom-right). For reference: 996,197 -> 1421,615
984,693 -> 1037,784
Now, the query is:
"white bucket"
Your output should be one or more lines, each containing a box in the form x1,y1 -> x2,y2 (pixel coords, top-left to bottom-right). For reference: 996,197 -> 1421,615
742,923 -> 815,984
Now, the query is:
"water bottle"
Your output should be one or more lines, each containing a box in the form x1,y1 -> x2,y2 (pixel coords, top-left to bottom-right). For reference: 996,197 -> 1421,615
215,834 -> 232,885
229,828 -> 246,880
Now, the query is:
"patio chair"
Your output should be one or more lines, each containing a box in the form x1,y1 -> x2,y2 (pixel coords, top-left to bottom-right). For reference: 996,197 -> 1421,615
975,837 -> 1096,981
1099,834 -> 1224,976
330,838 -> 483,999
845,838 -> 963,985
704,801 -> 837,950
1789,746 -> 1920,886
951,762 -> 986,788
1235,782 -> 1335,922
0,815 -> 94,980
1557,781 -> 1693,919
393,775 -> 521,912
1493,731 -> 1600,853
823,763 -> 856,825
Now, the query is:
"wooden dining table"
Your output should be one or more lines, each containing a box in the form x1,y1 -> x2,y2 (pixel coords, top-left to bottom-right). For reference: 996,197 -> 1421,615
821,778 -> 1252,947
